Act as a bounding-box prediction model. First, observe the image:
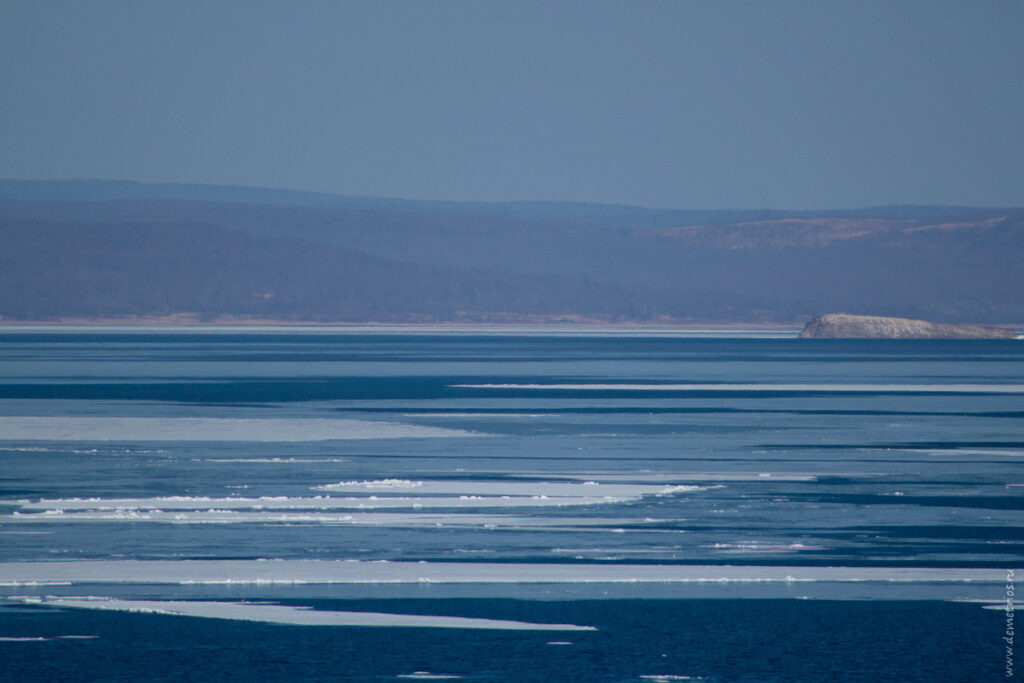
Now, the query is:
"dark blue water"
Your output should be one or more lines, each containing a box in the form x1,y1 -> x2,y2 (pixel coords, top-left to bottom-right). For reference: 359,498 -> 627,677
0,329 -> 1020,681
0,599 -> 1004,682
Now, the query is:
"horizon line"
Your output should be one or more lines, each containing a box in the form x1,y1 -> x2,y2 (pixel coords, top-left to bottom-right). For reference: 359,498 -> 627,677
1,177 -> 1016,214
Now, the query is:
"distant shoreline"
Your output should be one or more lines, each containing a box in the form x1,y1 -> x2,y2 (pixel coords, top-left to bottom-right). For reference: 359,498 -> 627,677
0,316 -> 802,329
2,316 -> 1018,336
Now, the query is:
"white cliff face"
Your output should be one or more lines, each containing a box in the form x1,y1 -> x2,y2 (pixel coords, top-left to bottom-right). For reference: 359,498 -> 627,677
799,313 -> 1018,339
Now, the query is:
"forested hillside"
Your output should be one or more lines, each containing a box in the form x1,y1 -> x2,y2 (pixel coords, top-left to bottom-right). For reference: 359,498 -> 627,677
2,181 -> 1021,323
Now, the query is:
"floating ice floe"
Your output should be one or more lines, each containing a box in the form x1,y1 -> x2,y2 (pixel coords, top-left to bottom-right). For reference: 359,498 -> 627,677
3,510 -> 655,528
17,597 -> 596,631
0,417 -> 480,442
198,458 -> 350,464
326,479 -> 423,488
15,495 -> 634,511
313,480 -> 700,498
509,472 -> 820,482
0,560 -> 1004,586
907,449 -> 1024,458
705,542 -> 825,553
0,635 -> 98,642
452,383 -> 1024,394
954,599 -> 1024,611
12,472 -> 702,523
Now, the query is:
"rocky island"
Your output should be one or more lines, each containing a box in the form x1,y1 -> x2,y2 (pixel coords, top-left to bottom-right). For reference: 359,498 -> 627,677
799,313 -> 1018,339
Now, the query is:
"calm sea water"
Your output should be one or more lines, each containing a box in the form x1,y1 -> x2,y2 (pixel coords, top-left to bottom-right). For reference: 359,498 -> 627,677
0,328 -> 1020,682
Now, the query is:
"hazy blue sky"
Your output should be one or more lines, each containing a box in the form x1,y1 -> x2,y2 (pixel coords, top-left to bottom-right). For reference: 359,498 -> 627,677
2,0 -> 1022,209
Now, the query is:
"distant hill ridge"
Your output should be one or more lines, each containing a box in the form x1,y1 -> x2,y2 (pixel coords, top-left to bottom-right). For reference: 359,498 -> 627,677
1,180 -> 1022,324
0,179 -> 997,229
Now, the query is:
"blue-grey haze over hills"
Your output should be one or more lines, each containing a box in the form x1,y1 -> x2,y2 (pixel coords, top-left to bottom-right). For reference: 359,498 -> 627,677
1,179 -> 1023,324
1,1 -> 1023,210
1,2 -> 1022,324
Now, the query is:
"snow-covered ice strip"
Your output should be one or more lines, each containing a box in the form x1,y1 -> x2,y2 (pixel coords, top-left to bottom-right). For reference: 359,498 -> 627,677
18,597 -> 595,631
401,413 -> 552,418
552,542 -> 825,555
0,446 -> 164,454
955,599 -> 1024,611
16,495 -> 635,511
313,479 -> 700,497
510,473 -> 819,482
199,458 -> 350,463
4,511 -> 649,527
0,417 -> 480,442
550,547 -> 684,555
908,449 -> 1024,458
0,636 -> 50,642
0,560 -> 1003,586
0,582 -> 72,587
452,383 -> 1024,394
0,635 -> 95,641
704,542 -> 825,553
